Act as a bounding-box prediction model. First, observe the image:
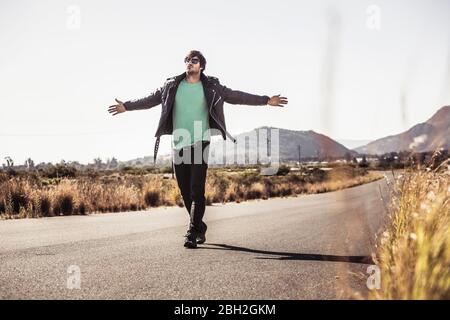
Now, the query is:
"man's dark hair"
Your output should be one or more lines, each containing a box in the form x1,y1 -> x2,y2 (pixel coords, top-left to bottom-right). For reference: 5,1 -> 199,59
185,50 -> 207,73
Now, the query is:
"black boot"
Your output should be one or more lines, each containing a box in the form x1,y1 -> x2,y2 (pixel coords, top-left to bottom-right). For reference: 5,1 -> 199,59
196,222 -> 207,244
184,232 -> 197,249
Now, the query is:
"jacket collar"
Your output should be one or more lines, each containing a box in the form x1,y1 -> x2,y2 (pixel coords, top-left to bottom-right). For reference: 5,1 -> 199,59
172,71 -> 212,88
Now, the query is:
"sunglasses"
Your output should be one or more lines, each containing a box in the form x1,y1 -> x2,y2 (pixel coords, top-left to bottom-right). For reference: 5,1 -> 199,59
184,57 -> 200,64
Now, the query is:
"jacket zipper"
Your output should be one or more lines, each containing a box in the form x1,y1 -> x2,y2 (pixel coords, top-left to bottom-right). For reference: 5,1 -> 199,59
213,96 -> 221,106
209,90 -> 237,143
165,86 -> 172,105
154,84 -> 174,164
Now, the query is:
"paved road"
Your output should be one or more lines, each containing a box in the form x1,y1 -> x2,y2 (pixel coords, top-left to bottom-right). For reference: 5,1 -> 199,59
0,173 -> 392,299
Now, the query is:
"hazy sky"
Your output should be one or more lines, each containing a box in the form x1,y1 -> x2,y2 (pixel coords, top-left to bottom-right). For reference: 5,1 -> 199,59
1,0 -> 449,164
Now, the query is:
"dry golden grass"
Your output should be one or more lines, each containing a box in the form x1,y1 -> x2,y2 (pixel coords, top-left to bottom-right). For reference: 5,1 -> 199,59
370,160 -> 450,299
0,175 -> 179,218
305,171 -> 383,194
0,166 -> 382,219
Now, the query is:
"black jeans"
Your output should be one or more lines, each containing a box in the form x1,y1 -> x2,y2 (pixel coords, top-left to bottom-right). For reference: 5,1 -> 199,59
173,140 -> 210,236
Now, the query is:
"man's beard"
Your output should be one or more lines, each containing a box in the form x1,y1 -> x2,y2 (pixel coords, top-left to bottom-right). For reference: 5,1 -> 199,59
186,68 -> 200,76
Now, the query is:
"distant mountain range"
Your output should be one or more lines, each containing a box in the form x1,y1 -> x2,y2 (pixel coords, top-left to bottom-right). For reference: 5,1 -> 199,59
122,127 -> 357,166
122,105 -> 449,165
336,139 -> 372,150
206,127 -> 356,164
354,105 -> 450,155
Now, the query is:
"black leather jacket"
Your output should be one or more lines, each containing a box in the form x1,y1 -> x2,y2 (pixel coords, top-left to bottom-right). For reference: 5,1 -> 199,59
124,72 -> 270,163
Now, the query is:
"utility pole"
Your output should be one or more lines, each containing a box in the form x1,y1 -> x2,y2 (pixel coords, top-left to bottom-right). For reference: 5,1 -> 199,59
245,136 -> 249,166
256,130 -> 260,165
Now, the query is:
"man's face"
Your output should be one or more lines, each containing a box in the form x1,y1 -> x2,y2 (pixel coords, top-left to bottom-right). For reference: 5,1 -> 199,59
185,56 -> 202,75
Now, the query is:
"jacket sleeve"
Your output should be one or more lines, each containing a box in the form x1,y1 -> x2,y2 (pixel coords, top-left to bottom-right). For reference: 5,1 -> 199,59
123,86 -> 163,111
218,82 -> 270,106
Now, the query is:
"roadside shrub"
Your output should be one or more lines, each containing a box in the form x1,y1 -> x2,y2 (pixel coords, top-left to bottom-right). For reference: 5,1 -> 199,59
145,191 -> 160,207
42,164 -> 77,178
246,182 -> 265,200
276,165 -> 290,176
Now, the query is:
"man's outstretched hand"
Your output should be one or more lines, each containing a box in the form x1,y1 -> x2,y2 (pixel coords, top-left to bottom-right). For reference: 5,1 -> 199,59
108,98 -> 126,116
267,94 -> 288,107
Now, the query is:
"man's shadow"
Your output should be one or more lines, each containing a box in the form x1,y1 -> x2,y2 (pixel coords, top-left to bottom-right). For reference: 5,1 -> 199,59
198,243 -> 373,265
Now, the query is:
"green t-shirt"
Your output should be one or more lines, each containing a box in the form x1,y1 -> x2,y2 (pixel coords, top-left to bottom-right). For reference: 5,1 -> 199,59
172,79 -> 211,149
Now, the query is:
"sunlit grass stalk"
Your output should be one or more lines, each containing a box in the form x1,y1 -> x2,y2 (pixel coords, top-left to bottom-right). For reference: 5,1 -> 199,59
370,159 -> 450,299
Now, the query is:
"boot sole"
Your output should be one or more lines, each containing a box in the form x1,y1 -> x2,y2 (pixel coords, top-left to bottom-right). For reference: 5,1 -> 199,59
184,241 -> 197,249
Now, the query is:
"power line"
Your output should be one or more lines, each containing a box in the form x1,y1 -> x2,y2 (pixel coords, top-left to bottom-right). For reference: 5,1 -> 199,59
0,130 -> 147,137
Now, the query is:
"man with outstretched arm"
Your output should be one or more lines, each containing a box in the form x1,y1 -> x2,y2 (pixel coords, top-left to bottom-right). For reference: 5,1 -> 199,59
108,50 -> 288,248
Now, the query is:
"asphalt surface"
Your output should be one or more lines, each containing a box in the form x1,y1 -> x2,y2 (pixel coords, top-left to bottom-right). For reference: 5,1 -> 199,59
0,173 -> 392,299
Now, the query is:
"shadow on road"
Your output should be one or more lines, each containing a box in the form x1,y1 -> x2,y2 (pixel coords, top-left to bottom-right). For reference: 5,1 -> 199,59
199,243 -> 373,265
